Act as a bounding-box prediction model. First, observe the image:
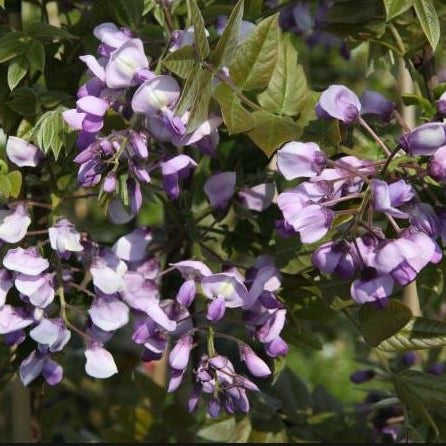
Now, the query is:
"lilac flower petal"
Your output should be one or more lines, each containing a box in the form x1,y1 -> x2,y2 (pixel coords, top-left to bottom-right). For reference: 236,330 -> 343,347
277,141 -> 326,179
0,203 -> 31,244
351,272 -> 394,304
0,305 -> 33,334
85,346 -> 118,379
167,369 -> 184,393
170,260 -> 212,278
207,296 -> 226,321
105,38 -> 149,88
79,55 -> 106,81
63,109 -> 86,130
204,172 -> 236,209
239,344 -> 271,377
201,273 -> 250,308
112,227 -> 152,262
238,183 -> 275,212
131,75 -> 181,115
169,335 -> 193,370
88,296 -> 129,332
317,84 -> 361,123
15,274 -> 55,308
6,136 -> 42,167
48,218 -> 83,257
0,269 -> 12,307
20,350 -> 44,386
288,204 -> 334,243
176,279 -> 196,307
42,359 -> 63,385
3,247 -> 49,275
77,95 -> 109,117
94,22 -> 131,49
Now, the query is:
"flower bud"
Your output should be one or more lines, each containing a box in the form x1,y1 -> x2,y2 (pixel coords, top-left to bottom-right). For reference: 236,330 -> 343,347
6,136 -> 42,167
399,122 -> 446,156
204,172 -> 236,209
176,279 -> 196,307
437,91 -> 446,117
103,171 -> 117,193
169,335 -> 193,371
207,296 -> 226,321
429,145 -> 446,181
277,141 -> 326,180
316,85 -> 361,124
239,344 -> 271,378
359,90 -> 394,122
350,369 -> 375,384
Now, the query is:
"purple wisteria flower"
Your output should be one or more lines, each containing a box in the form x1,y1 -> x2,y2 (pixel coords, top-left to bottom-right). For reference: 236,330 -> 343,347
0,203 -> 31,243
312,240 -> 357,279
6,136 -> 43,167
160,155 -> 197,200
399,122 -> 446,156
90,250 -> 127,294
428,145 -> 446,181
0,305 -> 33,334
20,350 -> 63,386
30,318 -> 71,352
316,85 -> 361,123
0,270 -> 12,307
112,227 -> 152,262
238,183 -> 275,212
15,273 -> 55,308
239,344 -> 271,377
49,218 -> 84,258
85,344 -> 118,378
88,295 -> 129,331
3,247 -> 49,275
372,179 -> 415,218
277,141 -> 326,179
359,90 -> 394,122
204,172 -> 236,209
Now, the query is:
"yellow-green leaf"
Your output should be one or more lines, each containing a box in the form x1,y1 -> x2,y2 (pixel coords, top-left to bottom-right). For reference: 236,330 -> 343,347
187,0 -> 210,59
414,0 -> 440,51
230,14 -> 279,91
7,171 -> 22,198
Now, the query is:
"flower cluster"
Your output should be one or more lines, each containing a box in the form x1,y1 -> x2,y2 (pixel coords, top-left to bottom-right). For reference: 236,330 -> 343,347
276,84 -> 446,306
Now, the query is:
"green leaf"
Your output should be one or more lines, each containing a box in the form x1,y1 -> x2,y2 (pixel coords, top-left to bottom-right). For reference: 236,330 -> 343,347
6,87 -> 38,116
378,317 -> 446,352
393,370 -> 446,435
175,63 -> 201,115
0,1 -> 5,9
33,109 -> 73,159
257,34 -> 308,116
25,23 -> 77,41
402,93 -> 436,115
230,14 -> 279,91
272,356 -> 286,384
7,56 -> 28,91
211,0 -> 244,67
162,45 -> 196,79
358,300 -> 412,347
198,418 -> 236,442
281,322 -> 323,350
187,0 -> 210,59
26,39 -> 45,72
0,35 -> 27,64
7,171 -> 22,198
107,0 -> 144,28
383,0 -> 414,21
0,174 -> 11,198
414,0 -> 440,51
247,111 -> 302,156
213,83 -> 257,134
186,69 -> 213,132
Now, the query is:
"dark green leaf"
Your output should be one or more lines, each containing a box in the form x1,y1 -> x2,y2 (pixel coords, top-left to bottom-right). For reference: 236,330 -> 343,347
6,87 -> 38,116
378,317 -> 446,352
281,323 -> 323,350
414,0 -> 440,51
187,0 -> 210,59
402,93 -> 436,115
26,39 -> 45,72
272,356 -> 286,384
162,45 -> 196,79
211,0 -> 244,67
108,0 -> 144,28
257,34 -> 308,116
26,23 -> 77,41
230,14 -> 279,91
0,35 -> 27,64
247,111 -> 302,156
383,0 -> 414,21
213,83 -> 257,134
7,56 -> 28,91
359,300 -> 412,347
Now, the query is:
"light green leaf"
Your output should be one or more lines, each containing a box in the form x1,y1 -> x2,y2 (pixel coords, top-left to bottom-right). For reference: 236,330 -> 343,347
213,83 -> 257,134
230,14 -> 279,91
187,0 -> 210,59
26,39 -> 45,72
383,0 -> 414,21
378,317 -> 446,351
247,111 -> 301,156
257,34 -> 308,116
402,93 -> 436,115
7,56 -> 28,91
359,300 -> 412,347
34,109 -> 74,159
414,0 -> 440,51
198,418 -> 236,442
7,171 -> 22,198
0,0 -> 5,9
25,23 -> 77,41
211,0 -> 244,67
175,63 -> 201,115
162,45 -> 196,79
0,174 -> 11,198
